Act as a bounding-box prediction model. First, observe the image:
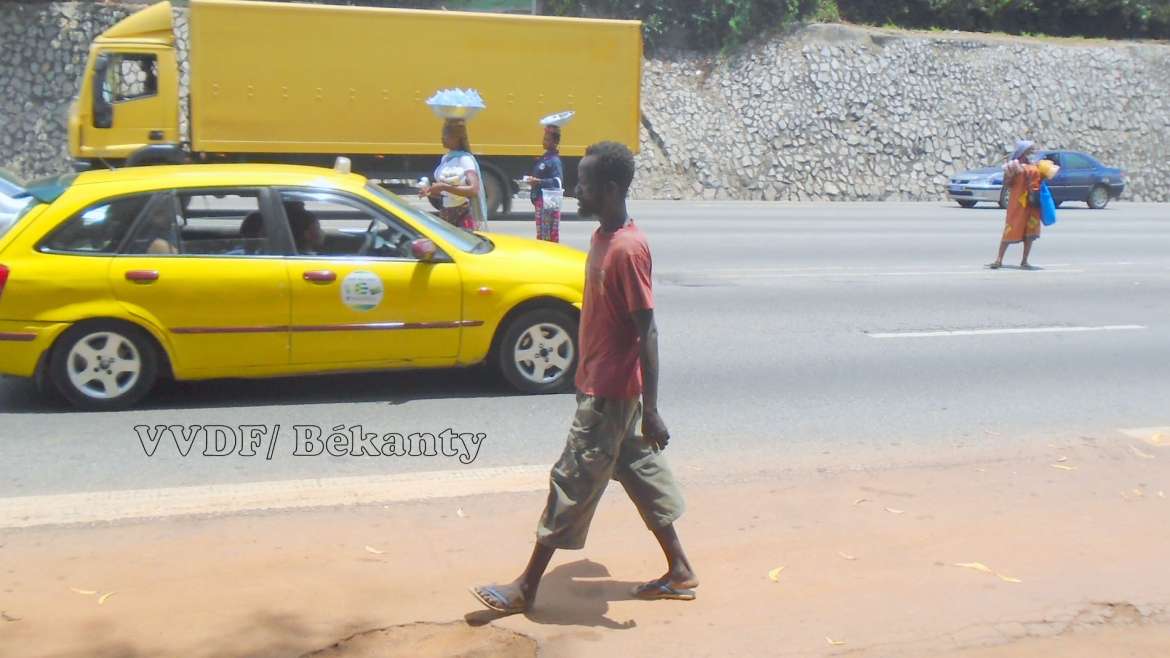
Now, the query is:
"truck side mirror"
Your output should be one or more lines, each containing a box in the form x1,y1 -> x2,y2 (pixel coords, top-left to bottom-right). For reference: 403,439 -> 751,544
92,53 -> 113,129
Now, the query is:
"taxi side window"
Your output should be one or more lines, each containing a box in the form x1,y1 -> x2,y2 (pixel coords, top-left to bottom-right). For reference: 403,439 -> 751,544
278,190 -> 420,259
176,191 -> 269,256
39,193 -> 155,254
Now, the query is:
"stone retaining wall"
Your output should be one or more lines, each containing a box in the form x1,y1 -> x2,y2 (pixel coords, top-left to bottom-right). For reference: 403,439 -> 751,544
632,24 -> 1170,202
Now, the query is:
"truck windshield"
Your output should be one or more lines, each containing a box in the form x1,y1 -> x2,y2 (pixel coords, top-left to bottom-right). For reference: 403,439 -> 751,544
365,182 -> 492,254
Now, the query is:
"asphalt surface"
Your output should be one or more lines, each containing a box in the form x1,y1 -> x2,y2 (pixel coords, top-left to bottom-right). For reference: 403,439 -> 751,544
1,200 -> 1168,497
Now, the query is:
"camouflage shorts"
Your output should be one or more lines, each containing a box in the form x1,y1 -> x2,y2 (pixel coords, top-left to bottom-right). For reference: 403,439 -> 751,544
536,393 -> 685,550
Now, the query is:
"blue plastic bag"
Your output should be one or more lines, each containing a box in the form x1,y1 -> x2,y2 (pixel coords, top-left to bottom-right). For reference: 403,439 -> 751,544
1039,182 -> 1057,226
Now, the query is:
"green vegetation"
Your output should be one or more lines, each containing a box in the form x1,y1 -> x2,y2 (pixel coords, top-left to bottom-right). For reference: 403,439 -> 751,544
544,0 -> 1170,51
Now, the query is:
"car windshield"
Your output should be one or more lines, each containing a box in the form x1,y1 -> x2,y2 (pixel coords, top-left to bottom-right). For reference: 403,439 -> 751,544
365,182 -> 492,254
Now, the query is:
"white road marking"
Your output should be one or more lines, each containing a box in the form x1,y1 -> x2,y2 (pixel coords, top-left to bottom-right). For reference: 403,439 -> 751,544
664,268 -> 1086,281
868,325 -> 1147,339
1118,426 -> 1170,441
0,464 -> 551,529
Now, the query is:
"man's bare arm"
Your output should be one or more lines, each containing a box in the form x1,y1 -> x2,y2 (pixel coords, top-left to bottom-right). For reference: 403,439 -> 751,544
632,308 -> 670,450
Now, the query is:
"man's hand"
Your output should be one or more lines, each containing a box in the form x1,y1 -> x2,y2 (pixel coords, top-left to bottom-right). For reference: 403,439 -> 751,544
642,408 -> 670,451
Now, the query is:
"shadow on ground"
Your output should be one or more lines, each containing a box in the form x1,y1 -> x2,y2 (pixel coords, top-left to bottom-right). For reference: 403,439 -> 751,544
465,560 -> 640,631
0,365 -> 522,414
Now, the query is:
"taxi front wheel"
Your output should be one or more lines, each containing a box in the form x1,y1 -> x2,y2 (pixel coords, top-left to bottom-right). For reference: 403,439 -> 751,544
497,308 -> 578,394
49,320 -> 160,411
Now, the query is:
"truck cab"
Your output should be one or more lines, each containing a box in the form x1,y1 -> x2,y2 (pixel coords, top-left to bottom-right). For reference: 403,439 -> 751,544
69,1 -> 180,167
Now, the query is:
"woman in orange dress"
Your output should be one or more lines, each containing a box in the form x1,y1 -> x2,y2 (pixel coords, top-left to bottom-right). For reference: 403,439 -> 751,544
988,140 -> 1059,270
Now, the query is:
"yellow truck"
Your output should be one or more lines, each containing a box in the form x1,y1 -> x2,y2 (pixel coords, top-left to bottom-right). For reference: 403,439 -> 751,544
68,0 -> 642,216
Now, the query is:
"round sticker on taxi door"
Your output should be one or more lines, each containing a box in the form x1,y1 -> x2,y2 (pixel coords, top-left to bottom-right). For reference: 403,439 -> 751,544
341,271 -> 384,312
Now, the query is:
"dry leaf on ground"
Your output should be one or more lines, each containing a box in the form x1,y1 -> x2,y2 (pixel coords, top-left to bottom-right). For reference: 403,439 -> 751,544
853,498 -> 869,506
97,592 -> 116,605
364,545 -> 384,555
1130,445 -> 1156,459
884,507 -> 906,515
826,636 -> 847,646
954,562 -> 994,574
997,573 -> 1023,583
69,588 -> 97,596
1051,464 -> 1077,471
838,552 -> 857,561
456,508 -> 468,518
768,566 -> 785,582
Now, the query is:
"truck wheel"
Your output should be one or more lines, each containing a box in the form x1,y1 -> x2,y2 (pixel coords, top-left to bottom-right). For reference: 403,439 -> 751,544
1087,185 -> 1110,209
483,171 -> 506,220
125,144 -> 191,167
497,308 -> 578,394
49,320 -> 159,410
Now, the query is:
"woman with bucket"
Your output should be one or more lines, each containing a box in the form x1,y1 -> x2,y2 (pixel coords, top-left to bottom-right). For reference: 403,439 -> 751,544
525,112 -> 572,242
421,89 -> 489,232
987,139 -> 1059,270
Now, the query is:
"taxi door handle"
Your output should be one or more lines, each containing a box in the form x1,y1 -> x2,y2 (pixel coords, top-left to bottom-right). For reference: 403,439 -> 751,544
125,270 -> 159,283
303,270 -> 336,283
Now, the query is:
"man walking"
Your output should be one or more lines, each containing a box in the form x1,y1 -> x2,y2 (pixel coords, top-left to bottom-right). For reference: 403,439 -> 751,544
471,141 -> 698,614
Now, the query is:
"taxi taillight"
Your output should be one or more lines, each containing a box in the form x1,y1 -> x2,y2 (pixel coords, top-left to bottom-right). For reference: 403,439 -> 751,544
0,265 -> 8,301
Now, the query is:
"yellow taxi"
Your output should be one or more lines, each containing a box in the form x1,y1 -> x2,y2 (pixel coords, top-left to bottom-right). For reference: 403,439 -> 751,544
0,163 -> 584,409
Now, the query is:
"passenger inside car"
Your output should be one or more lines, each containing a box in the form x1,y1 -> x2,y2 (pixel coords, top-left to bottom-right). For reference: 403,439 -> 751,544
130,198 -> 181,255
239,212 -> 265,254
286,202 -> 325,255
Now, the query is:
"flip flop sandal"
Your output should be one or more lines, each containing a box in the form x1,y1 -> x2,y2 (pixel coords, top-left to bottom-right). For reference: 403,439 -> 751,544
985,263 -> 1002,270
630,581 -> 697,601
469,585 -> 528,614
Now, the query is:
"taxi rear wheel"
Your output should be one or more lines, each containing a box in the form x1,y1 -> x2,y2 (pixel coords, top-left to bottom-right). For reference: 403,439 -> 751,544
497,308 -> 578,394
49,320 -> 160,411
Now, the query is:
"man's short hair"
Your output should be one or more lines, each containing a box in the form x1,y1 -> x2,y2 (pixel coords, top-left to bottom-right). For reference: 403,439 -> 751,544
584,141 -> 635,196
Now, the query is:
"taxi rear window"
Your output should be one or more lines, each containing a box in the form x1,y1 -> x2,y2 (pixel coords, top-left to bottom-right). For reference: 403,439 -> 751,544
39,193 -> 156,254
0,197 -> 35,241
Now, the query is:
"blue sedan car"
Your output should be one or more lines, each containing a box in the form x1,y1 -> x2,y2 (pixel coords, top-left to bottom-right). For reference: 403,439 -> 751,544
947,150 -> 1126,209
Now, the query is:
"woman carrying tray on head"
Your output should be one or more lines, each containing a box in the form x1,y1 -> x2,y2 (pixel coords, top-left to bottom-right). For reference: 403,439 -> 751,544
421,89 -> 490,231
525,112 -> 571,242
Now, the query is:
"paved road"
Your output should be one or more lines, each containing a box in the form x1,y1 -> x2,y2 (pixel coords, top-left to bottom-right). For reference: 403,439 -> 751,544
1,201 -> 1167,498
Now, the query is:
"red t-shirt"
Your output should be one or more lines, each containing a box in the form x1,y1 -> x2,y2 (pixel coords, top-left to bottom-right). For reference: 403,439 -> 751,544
575,220 -> 654,400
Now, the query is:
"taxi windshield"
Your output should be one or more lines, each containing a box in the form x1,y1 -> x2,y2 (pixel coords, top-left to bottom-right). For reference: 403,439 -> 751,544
365,182 -> 492,254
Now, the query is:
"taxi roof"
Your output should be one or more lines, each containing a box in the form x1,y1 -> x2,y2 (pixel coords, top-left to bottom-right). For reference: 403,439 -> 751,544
71,163 -> 368,191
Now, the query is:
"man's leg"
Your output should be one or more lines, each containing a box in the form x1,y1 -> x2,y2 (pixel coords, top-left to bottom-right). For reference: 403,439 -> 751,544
649,523 -> 698,588
472,395 -> 622,613
612,402 -> 698,598
471,542 -> 556,613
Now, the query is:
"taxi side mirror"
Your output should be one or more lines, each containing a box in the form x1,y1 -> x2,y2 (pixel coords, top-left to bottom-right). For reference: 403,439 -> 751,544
411,238 -> 437,262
